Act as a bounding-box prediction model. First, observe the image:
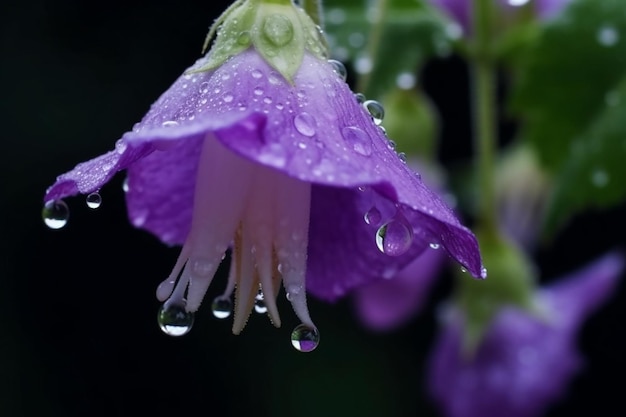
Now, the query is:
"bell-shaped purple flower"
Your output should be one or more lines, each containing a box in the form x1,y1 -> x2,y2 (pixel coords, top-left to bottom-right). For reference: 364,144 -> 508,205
428,252 -> 624,417
43,1 -> 483,345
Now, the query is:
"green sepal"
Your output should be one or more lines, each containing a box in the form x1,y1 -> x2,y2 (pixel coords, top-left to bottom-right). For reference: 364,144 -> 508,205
194,0 -> 328,83
455,230 -> 536,355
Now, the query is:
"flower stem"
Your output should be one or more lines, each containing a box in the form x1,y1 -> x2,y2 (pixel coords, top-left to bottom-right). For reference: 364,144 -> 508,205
471,0 -> 498,237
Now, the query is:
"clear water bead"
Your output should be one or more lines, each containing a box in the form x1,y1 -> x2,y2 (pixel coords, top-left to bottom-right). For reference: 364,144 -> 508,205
342,126 -> 372,156
363,100 -> 385,125
254,292 -> 268,314
291,324 -> 320,352
86,192 -> 102,209
263,14 -> 294,47
328,59 -> 347,81
376,217 -> 414,256
157,302 -> 194,336
293,113 -> 317,137
42,200 -> 69,229
211,297 -> 232,319
364,207 -> 382,226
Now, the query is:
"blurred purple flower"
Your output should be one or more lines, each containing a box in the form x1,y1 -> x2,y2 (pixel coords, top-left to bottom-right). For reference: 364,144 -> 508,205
43,46 -> 483,336
429,0 -> 572,32
428,252 -> 624,417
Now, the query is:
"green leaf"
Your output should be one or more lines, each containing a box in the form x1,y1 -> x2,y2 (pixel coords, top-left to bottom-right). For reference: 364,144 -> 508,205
512,0 -> 626,170
544,76 -> 626,234
510,0 -> 626,233
323,0 -> 460,98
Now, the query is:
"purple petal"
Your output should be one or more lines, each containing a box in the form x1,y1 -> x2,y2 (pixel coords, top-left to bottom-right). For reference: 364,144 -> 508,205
352,246 -> 446,331
428,252 -> 624,417
44,50 -> 482,296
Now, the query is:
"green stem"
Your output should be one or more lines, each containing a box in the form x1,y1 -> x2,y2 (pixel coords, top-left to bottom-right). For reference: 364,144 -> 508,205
356,0 -> 389,95
471,0 -> 498,236
299,0 -> 323,28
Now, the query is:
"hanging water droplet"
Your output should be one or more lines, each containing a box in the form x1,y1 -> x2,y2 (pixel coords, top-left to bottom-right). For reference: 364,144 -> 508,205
480,266 -> 488,279
263,14 -> 294,46
42,200 -> 69,229
342,126 -> 372,156
161,120 -> 179,128
290,324 -> 320,352
293,113 -> 317,137
122,177 -> 130,192
363,100 -> 385,125
86,192 -> 102,209
364,207 -> 382,226
429,243 -> 440,250
375,216 -> 414,256
211,297 -> 232,319
328,59 -> 347,81
254,291 -> 267,314
157,302 -> 194,336
597,25 -> 619,47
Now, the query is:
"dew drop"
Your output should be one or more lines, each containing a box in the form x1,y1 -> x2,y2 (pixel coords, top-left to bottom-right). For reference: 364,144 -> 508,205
254,292 -> 267,314
263,14 -> 294,46
291,324 -> 320,352
42,200 -> 69,229
364,207 -> 382,226
86,192 -> 102,209
480,266 -> 488,279
211,297 -> 232,319
157,302 -> 194,336
508,0 -> 530,6
363,100 -> 385,125
342,126 -> 372,156
293,112 -> 317,137
354,93 -> 366,103
251,69 -> 263,79
429,243 -> 440,250
237,31 -> 251,46
375,217 -> 414,256
223,94 -> 234,103
161,120 -> 179,128
122,177 -> 130,193
328,59 -> 347,81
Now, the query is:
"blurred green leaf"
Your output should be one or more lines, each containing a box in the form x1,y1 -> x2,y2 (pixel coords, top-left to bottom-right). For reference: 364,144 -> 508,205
545,76 -> 626,234
324,0 -> 459,98
511,0 -> 626,233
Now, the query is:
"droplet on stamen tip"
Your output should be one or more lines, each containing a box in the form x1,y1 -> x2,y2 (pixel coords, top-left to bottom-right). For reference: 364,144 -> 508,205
375,216 -> 414,256
254,292 -> 268,314
291,324 -> 320,352
86,192 -> 102,209
211,297 -> 232,319
42,200 -> 69,229
157,302 -> 194,337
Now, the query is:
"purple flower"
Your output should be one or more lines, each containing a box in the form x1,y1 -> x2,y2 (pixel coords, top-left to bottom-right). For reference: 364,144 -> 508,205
428,252 -> 624,417
429,0 -> 572,32
43,43 -> 482,341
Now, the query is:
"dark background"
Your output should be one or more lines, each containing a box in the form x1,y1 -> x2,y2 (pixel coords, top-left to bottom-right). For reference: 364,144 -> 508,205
1,1 -> 624,416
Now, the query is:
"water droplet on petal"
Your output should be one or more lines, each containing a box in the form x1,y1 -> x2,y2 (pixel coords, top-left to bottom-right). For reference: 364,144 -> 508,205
157,302 -> 194,336
211,297 -> 232,319
429,243 -> 440,250
376,216 -> 414,256
328,59 -> 347,81
291,324 -> 320,352
354,93 -> 366,103
122,177 -> 130,192
480,267 -> 488,279
42,200 -> 69,229
363,100 -> 385,125
507,0 -> 530,6
263,14 -> 294,46
293,113 -> 317,137
251,69 -> 263,79
223,94 -> 234,103
86,192 -> 102,209
161,120 -> 179,128
364,207 -> 382,226
342,126 -> 372,156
